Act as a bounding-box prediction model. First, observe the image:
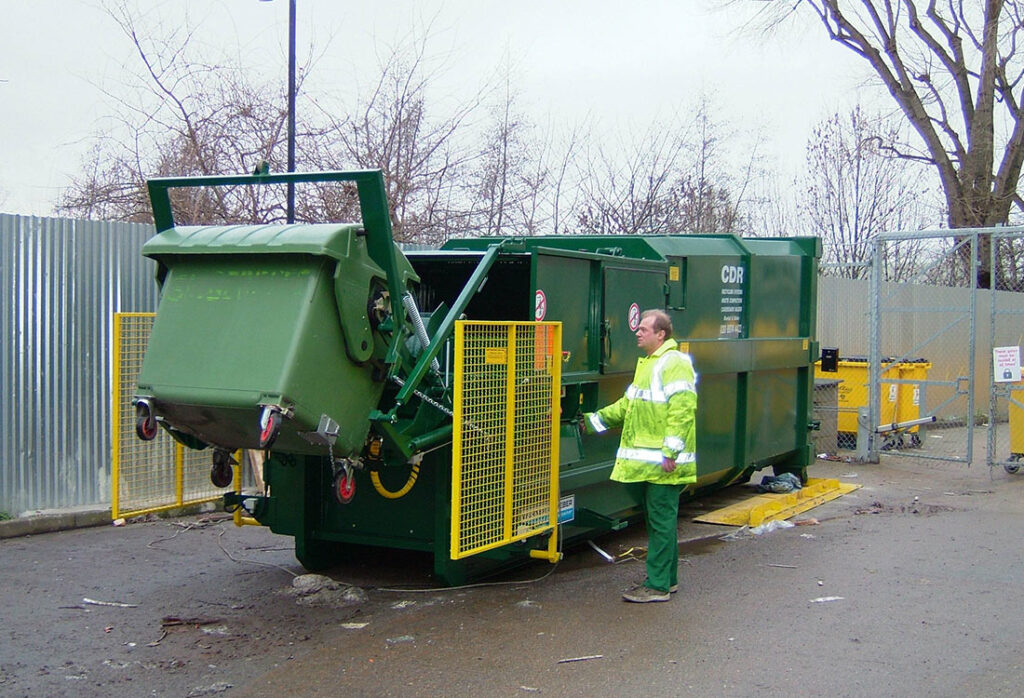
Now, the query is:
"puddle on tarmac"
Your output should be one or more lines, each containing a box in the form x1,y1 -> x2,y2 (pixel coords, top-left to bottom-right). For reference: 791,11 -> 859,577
677,536 -> 726,557
854,501 -> 957,516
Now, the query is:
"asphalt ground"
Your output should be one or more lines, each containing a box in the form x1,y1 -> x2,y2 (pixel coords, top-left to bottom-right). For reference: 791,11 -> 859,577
2,454 -> 1023,697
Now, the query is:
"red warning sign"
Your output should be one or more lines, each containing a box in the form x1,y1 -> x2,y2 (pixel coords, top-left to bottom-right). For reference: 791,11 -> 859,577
535,289 -> 547,321
628,303 -> 641,331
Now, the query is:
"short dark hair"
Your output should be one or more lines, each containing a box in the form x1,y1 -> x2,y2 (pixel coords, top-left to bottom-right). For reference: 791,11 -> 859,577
642,309 -> 673,338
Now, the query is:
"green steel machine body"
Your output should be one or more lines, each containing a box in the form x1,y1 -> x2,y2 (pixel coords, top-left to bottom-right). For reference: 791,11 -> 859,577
133,170 -> 820,584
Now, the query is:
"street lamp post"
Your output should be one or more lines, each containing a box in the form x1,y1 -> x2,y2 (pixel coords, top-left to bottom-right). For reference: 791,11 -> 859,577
286,0 -> 295,224
261,0 -> 296,223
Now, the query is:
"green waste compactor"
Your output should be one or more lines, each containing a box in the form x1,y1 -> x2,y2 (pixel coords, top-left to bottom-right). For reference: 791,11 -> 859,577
133,170 -> 821,584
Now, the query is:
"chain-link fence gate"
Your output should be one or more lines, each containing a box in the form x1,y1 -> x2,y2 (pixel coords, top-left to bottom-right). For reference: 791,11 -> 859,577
863,227 -> 1024,469
988,231 -> 1024,473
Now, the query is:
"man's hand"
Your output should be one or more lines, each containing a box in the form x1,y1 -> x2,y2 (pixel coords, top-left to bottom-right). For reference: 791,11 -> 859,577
661,457 -> 676,473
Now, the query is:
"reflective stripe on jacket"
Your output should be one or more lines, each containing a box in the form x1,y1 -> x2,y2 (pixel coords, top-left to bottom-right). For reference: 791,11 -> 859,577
585,338 -> 697,485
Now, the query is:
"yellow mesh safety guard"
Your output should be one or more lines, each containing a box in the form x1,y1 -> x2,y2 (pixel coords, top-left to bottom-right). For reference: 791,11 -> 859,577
112,313 -> 227,519
451,321 -> 561,560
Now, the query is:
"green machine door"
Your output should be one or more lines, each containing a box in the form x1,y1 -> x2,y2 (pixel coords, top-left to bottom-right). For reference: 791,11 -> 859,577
601,266 -> 666,374
534,252 -> 593,374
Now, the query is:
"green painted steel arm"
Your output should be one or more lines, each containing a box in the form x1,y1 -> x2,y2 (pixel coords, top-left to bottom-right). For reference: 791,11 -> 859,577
390,242 -> 505,412
146,169 -> 406,364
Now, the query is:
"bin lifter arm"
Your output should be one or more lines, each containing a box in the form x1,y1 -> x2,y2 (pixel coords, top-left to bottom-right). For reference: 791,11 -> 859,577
146,169 -> 407,362
373,242 -> 505,422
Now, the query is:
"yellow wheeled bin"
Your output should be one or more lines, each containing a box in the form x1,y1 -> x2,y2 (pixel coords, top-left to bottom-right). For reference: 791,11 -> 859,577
889,360 -> 932,444
814,357 -> 931,448
1010,380 -> 1023,464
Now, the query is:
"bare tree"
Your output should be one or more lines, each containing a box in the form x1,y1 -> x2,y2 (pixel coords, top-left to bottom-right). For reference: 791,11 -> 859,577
744,171 -> 801,238
802,106 -> 937,280
771,1 -> 1024,287
511,126 -> 553,236
994,236 -> 1024,291
59,6 -> 482,242
467,62 -> 531,237
573,101 -> 751,236
573,112 -> 706,236
543,122 -> 586,235
319,27 -> 481,243
509,121 -> 591,236
671,101 -> 755,234
58,6 -> 301,224
574,123 -> 684,235
464,61 -> 586,237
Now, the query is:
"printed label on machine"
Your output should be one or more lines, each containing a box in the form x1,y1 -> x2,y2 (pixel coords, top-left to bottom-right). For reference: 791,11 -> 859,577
484,348 -> 507,365
719,264 -> 745,338
558,494 -> 575,524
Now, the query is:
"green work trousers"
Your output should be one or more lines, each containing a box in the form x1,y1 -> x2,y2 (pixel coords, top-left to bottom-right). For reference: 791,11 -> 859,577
625,481 -> 683,593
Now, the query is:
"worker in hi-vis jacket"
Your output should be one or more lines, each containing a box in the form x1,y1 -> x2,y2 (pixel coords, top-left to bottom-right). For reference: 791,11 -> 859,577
583,309 -> 697,602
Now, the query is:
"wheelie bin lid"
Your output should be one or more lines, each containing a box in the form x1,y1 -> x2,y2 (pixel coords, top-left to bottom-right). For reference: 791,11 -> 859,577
142,223 -> 372,263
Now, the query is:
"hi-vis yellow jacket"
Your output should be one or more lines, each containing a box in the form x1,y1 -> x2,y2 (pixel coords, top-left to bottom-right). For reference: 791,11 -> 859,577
585,338 -> 697,485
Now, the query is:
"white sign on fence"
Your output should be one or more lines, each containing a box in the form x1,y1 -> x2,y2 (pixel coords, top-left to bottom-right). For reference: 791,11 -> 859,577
993,346 -> 1022,383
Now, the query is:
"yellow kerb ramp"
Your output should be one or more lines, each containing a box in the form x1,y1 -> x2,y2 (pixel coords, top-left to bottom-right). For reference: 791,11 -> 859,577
693,478 -> 861,527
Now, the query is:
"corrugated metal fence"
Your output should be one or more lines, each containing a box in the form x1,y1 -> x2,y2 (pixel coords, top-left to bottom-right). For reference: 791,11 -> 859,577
1,214 -> 159,515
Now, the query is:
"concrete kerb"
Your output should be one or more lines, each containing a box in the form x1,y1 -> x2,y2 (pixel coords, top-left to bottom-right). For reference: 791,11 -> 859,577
0,507 -> 112,539
0,501 -> 220,540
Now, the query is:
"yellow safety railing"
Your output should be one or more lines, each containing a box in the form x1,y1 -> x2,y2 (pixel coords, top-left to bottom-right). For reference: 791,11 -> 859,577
451,321 -> 561,562
233,452 -> 261,527
112,313 -> 227,519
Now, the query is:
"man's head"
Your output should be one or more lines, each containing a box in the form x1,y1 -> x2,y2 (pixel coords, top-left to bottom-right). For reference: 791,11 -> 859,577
636,309 -> 672,356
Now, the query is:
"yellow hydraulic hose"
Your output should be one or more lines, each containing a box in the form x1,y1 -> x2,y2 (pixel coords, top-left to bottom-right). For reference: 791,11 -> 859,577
370,463 -> 420,499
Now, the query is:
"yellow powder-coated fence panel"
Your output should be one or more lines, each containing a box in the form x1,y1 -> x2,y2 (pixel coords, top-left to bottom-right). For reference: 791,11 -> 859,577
451,321 -> 561,560
112,313 -> 224,519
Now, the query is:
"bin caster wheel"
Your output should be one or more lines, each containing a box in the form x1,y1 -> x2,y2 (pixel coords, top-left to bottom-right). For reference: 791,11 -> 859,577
259,409 -> 282,450
1004,463 -> 1021,475
211,450 -> 234,488
334,471 -> 356,504
135,402 -> 158,441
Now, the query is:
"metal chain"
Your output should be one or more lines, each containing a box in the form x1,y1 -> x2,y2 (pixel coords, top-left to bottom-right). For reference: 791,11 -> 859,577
390,376 -> 454,417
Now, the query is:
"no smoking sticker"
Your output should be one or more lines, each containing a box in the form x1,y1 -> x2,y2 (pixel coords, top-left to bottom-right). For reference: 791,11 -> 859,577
628,303 -> 641,331
535,289 -> 547,321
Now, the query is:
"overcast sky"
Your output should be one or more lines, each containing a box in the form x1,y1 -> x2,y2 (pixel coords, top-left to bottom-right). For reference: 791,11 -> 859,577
0,0 -> 872,216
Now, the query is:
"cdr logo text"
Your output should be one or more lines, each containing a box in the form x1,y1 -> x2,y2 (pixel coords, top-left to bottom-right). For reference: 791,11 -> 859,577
721,265 -> 745,284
